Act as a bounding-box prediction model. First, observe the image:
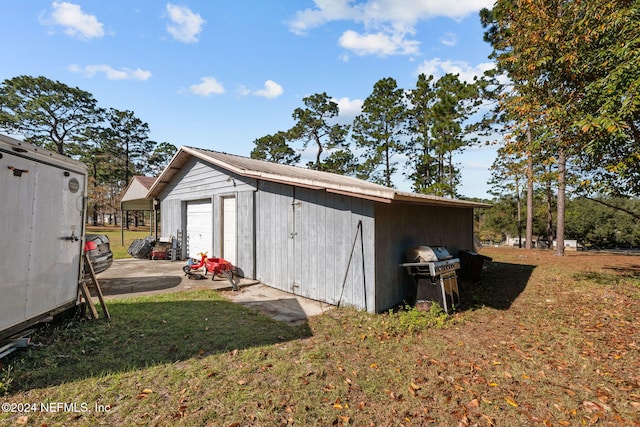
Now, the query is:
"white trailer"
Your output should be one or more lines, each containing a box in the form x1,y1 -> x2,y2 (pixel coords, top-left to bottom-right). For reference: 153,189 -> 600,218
0,134 -> 88,340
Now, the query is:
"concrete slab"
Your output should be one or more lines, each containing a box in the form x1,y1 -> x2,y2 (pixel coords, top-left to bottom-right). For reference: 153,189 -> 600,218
96,258 -> 258,298
94,258 -> 333,325
219,284 -> 334,325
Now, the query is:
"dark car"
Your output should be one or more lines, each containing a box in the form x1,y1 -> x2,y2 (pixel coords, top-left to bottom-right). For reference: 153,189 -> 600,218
84,233 -> 113,274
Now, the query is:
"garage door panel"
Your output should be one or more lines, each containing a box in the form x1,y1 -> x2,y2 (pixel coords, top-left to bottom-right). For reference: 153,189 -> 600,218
222,197 -> 237,265
186,200 -> 212,258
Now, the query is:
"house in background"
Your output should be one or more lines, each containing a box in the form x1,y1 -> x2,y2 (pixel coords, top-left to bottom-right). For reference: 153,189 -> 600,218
146,146 -> 489,313
119,175 -> 158,244
553,239 -> 579,250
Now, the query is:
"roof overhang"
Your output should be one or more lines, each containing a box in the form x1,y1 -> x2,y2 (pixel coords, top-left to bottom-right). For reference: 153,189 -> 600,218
146,146 -> 492,209
119,176 -> 158,211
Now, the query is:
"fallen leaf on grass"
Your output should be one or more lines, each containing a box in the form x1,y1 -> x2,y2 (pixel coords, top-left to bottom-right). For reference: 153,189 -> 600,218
480,413 -> 495,426
467,398 -> 480,408
15,416 -> 28,425
385,389 -> 403,401
137,388 -> 153,399
583,400 -> 610,412
504,396 -> 519,407
173,404 -> 188,419
408,382 -> 421,396
333,398 -> 346,410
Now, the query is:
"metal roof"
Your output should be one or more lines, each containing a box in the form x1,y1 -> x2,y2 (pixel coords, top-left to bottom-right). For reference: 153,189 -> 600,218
147,146 -> 490,208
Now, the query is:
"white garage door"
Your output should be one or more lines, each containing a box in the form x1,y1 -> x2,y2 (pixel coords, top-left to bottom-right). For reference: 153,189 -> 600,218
222,197 -> 237,265
186,200 -> 212,258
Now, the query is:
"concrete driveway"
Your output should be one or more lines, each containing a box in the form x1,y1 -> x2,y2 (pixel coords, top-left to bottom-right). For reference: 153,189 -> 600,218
96,258 -> 333,325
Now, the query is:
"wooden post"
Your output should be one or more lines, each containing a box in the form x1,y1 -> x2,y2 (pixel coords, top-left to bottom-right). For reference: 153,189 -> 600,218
83,253 -> 111,319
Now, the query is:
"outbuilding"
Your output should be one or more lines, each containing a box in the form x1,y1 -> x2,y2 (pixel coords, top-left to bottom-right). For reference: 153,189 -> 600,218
147,146 -> 488,313
119,175 -> 158,243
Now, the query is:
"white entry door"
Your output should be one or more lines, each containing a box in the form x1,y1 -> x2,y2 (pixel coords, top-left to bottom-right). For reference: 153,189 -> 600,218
222,196 -> 237,265
186,200 -> 212,258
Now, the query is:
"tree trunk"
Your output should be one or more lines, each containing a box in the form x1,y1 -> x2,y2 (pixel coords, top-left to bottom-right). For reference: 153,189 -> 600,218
525,130 -> 534,249
385,143 -> 391,187
314,131 -> 322,169
546,174 -> 554,248
516,185 -> 522,248
555,149 -> 566,256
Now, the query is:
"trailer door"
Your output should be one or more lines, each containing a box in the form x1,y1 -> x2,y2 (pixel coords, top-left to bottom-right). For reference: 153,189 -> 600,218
0,151 -> 85,333
26,162 -> 85,316
1,151 -> 36,332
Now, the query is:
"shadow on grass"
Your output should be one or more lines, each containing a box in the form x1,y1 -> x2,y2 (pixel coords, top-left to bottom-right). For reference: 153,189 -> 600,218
458,260 -> 535,310
7,292 -> 311,392
603,263 -> 640,277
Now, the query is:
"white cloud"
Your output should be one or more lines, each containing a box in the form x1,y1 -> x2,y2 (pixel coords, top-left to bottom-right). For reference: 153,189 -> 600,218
166,3 -> 205,43
69,64 -> 151,80
288,0 -> 494,35
287,0 -> 356,35
440,32 -> 457,47
332,97 -> 363,118
338,30 -> 419,57
47,2 -> 104,40
235,85 -> 252,97
416,58 -> 495,83
288,0 -> 493,57
189,77 -> 225,96
252,80 -> 284,99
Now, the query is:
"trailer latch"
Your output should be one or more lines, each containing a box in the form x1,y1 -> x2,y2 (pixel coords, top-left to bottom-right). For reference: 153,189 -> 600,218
63,232 -> 79,242
8,166 -> 29,177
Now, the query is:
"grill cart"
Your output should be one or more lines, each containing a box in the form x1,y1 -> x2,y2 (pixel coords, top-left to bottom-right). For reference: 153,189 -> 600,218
400,246 -> 461,313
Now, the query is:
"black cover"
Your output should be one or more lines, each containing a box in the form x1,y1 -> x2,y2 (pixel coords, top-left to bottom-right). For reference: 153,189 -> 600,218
128,237 -> 155,259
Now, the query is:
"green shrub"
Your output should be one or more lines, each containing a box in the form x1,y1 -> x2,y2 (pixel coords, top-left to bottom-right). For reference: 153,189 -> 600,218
0,365 -> 13,396
385,302 -> 450,335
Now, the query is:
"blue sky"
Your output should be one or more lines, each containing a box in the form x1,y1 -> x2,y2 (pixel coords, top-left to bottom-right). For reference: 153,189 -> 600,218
0,0 -> 499,199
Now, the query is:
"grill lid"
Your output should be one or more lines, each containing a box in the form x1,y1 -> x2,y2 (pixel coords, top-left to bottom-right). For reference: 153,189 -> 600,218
405,246 -> 453,263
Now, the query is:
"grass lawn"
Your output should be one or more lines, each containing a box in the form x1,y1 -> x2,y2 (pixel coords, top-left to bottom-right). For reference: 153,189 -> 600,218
86,225 -> 152,259
1,248 -> 639,425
